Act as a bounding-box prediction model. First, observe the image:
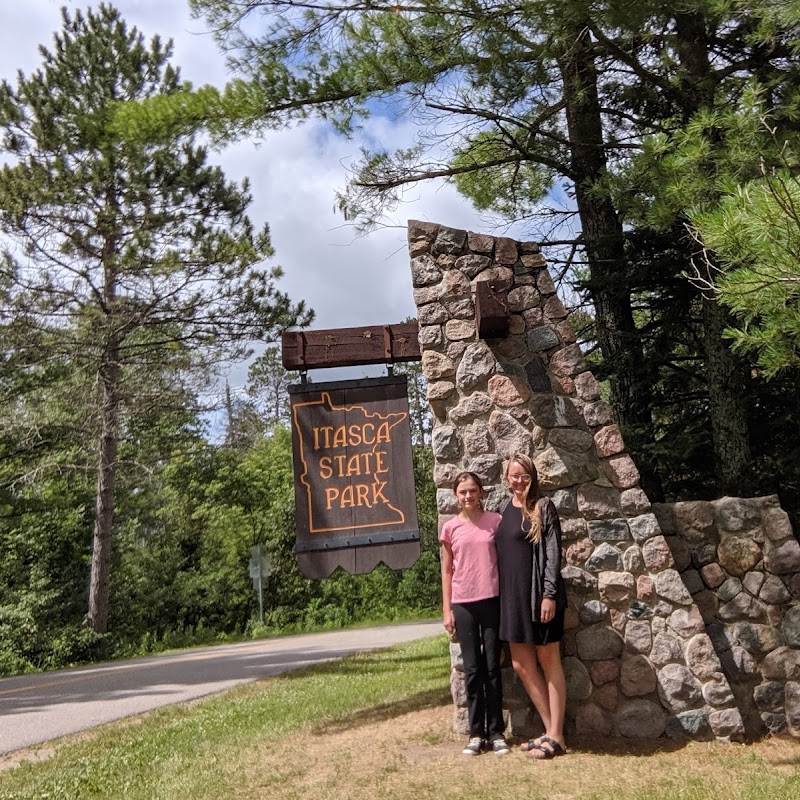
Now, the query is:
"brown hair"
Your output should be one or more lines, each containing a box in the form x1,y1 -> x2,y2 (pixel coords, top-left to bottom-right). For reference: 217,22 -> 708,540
453,471 -> 485,510
504,453 -> 543,543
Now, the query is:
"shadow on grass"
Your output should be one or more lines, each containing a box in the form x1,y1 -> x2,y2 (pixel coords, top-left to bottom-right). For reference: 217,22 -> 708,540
277,646 -> 448,682
566,734 -> 800,759
566,736 -> 687,757
311,687 -> 451,735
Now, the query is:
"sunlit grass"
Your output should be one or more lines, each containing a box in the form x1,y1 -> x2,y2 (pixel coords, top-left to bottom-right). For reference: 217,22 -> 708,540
0,636 -> 450,800
1,634 -> 799,800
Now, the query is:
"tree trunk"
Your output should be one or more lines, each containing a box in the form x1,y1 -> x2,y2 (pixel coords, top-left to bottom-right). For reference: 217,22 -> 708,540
87,189 -> 121,635
674,10 -> 753,492
702,297 -> 752,493
86,340 -> 120,633
558,23 -> 651,427
557,20 -> 662,496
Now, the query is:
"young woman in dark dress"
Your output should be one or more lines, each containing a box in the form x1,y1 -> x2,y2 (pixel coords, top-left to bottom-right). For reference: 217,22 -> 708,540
494,452 -> 568,759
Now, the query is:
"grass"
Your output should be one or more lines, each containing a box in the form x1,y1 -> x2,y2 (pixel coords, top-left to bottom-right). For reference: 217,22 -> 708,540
1,635 -> 799,800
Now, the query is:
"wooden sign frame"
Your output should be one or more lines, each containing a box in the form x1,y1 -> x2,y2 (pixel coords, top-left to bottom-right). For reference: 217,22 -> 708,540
289,375 -> 420,578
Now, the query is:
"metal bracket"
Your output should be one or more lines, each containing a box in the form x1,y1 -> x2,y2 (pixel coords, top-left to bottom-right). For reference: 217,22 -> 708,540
295,529 -> 420,553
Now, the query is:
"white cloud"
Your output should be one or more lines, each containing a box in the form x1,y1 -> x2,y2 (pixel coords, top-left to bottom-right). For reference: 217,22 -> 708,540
0,1 -> 528,391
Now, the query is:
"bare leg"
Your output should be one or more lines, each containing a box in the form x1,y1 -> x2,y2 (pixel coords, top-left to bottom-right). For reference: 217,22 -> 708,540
527,642 -> 567,758
509,642 -> 551,738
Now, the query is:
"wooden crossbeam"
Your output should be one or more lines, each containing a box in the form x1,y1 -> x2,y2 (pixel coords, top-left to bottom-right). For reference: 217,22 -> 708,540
475,282 -> 510,338
282,322 -> 421,370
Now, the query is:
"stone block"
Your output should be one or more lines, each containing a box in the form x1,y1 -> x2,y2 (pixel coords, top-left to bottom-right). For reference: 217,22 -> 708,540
783,605 -> 800,648
702,675 -> 735,707
667,607 -> 705,638
650,632 -> 684,668
760,575 -> 791,604
574,371 -> 601,401
621,487 -> 652,515
665,710 -> 714,741
591,659 -> 620,687
708,707 -> 745,740
588,518 -> 631,543
733,622 -> 784,655
598,571 -> 636,605
717,536 -> 762,577
600,454 -> 641,490
657,663 -> 703,713
672,501 -> 717,544
718,577 -> 742,602
620,654 -> 657,697
765,538 -> 800,575
576,624 -> 624,660
594,424 -> 626,458
580,599 -> 609,625
586,543 -> 624,573
616,699 -> 666,738
564,656 -> 593,701
701,562 -> 726,589
654,569 -> 693,605
433,226 -> 468,255
784,681 -> 800,734
623,545 -> 645,573
713,496 -> 762,533
763,507 -> 795,543
575,703 -> 615,738
562,565 -> 597,594
753,680 -> 785,712
685,634 -> 723,681
642,535 -> 675,572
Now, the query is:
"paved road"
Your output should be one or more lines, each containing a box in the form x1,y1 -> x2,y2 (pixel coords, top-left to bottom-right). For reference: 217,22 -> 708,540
0,621 -> 442,756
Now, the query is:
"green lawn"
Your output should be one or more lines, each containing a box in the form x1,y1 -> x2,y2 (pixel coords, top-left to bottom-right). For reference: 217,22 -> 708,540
1,635 -> 799,800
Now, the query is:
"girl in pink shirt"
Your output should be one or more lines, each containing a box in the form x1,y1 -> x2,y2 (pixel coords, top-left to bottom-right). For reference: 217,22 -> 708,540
440,471 -> 509,757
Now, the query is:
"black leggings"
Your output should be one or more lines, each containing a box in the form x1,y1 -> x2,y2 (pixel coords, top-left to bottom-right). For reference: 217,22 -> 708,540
453,596 -> 504,740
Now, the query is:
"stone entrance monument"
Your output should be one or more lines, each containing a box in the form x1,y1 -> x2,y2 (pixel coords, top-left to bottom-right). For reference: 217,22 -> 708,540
408,219 -> 800,741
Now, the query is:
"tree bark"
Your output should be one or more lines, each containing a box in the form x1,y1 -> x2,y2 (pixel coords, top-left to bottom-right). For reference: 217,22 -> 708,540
86,339 -> 120,633
87,186 -> 121,635
674,10 -> 753,492
557,26 -> 653,425
702,297 -> 752,493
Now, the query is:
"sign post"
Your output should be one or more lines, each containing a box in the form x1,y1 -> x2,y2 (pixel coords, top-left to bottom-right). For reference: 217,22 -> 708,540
249,545 -> 273,624
289,374 -> 420,578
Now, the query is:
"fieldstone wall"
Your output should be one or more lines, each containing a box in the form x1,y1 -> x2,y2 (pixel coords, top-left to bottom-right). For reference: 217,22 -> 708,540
653,497 -> 800,737
407,219 -> 800,743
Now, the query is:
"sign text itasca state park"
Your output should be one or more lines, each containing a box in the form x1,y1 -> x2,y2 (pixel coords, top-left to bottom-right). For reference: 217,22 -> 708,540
289,376 -> 419,570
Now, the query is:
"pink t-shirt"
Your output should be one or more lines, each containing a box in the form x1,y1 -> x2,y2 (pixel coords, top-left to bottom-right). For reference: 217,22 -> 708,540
439,511 -> 502,603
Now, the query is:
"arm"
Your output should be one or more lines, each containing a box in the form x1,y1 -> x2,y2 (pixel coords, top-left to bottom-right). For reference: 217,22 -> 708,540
440,541 -> 456,637
539,499 -> 563,623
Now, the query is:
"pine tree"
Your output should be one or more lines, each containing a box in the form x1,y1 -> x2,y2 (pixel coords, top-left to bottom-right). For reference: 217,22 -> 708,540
164,1 -> 800,494
0,5 -> 312,632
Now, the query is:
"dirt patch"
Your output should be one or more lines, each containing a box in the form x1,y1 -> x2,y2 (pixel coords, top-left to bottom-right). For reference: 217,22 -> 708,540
225,707 -> 800,800
4,702 -> 799,799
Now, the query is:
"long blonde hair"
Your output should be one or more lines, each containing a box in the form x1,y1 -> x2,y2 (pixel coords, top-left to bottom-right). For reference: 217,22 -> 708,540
505,452 -> 543,543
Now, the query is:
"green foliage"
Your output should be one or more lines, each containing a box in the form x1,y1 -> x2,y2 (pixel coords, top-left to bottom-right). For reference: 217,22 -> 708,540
691,170 -> 800,376
173,0 -> 800,500
452,131 -> 554,219
0,4 -> 312,633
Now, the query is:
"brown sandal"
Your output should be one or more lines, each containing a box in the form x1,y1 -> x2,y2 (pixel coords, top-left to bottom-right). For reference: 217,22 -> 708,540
520,736 -> 545,752
526,736 -> 566,759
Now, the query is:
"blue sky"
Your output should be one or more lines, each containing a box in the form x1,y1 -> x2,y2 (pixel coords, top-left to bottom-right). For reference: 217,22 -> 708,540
0,1 -> 532,388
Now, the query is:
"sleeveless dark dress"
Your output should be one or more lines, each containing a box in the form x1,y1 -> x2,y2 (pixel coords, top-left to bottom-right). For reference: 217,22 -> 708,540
495,498 -> 566,644
495,502 -> 536,643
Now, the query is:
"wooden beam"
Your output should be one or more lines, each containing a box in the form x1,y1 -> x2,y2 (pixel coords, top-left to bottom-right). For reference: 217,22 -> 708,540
475,281 -> 510,339
281,322 -> 420,370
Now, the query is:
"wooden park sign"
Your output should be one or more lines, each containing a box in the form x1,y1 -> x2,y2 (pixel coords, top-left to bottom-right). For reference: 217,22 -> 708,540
282,306 -> 510,578
288,374 -> 420,578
